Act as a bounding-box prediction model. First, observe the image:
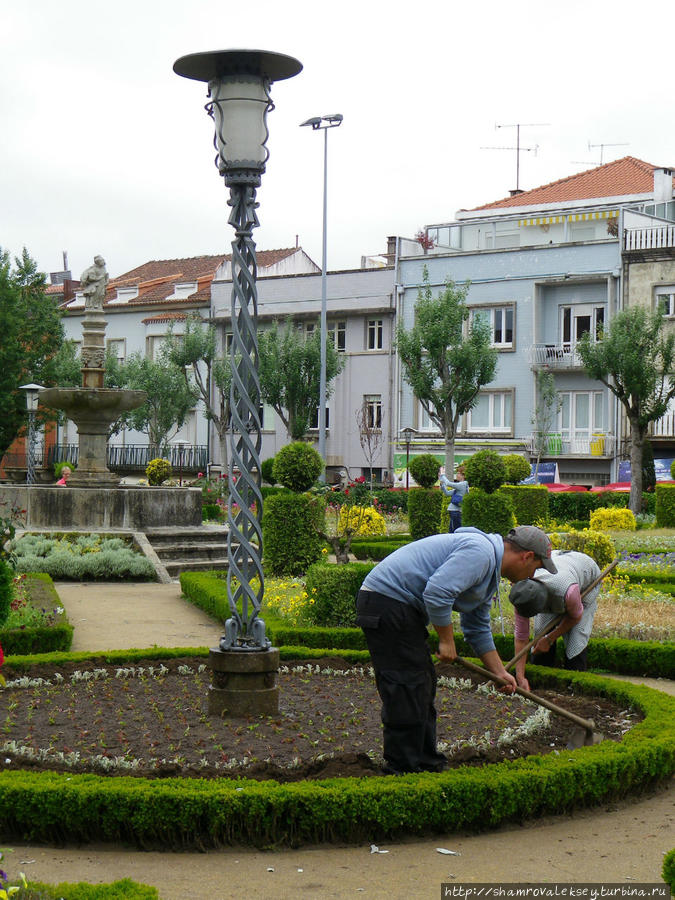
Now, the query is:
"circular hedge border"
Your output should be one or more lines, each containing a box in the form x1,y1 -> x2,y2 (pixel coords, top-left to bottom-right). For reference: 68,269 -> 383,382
0,649 -> 673,849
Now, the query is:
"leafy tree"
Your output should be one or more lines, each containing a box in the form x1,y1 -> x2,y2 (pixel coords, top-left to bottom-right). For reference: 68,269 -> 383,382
112,345 -> 197,454
531,370 -> 561,477
258,318 -> 345,440
576,306 -> 675,514
0,248 -> 66,458
395,268 -> 498,474
166,315 -> 233,468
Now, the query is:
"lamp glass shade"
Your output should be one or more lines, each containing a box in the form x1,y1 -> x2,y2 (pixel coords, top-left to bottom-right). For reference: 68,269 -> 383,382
208,75 -> 271,175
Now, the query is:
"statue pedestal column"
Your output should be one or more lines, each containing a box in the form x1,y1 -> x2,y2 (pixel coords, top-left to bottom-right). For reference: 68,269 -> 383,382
208,647 -> 280,717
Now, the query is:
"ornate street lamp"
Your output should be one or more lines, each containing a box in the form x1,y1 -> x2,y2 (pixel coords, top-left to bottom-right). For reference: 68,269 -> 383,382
401,426 -> 415,491
20,383 -> 44,485
300,114 -> 343,478
174,49 -> 302,716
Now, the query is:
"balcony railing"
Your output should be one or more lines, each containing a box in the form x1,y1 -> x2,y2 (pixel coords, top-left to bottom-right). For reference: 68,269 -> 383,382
2,444 -> 209,475
529,343 -> 584,368
526,432 -> 616,457
650,413 -> 675,438
624,225 -> 675,252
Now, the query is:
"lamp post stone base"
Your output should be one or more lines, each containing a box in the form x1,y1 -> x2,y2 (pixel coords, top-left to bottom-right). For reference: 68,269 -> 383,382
208,646 -> 280,717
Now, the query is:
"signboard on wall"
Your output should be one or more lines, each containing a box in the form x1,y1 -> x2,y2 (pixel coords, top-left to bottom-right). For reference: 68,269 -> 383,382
618,458 -> 675,481
520,462 -> 559,485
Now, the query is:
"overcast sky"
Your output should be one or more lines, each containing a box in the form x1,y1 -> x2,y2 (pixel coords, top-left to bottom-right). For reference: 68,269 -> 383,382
1,0 -> 673,282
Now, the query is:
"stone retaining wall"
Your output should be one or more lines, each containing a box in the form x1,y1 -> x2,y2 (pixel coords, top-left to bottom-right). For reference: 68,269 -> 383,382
0,485 -> 202,530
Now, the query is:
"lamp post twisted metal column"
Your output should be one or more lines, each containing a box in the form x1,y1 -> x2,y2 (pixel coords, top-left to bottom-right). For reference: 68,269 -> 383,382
174,48 -> 302,714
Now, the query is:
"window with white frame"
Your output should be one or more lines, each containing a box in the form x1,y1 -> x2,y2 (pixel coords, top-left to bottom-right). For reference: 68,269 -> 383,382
363,394 -> 382,430
655,285 -> 675,317
467,390 -> 513,433
367,319 -> 384,350
417,401 -> 441,433
471,305 -> 514,348
558,391 -> 605,449
309,406 -> 330,430
561,304 -> 605,347
106,338 -> 126,363
146,334 -> 174,360
330,320 -> 346,352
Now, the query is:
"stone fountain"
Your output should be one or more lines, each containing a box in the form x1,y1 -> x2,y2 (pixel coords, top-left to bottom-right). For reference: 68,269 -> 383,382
0,256 -> 203,530
39,256 -> 146,487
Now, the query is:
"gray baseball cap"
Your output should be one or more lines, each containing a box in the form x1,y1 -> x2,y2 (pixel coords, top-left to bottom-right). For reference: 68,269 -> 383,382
509,579 -> 565,617
506,526 -> 557,573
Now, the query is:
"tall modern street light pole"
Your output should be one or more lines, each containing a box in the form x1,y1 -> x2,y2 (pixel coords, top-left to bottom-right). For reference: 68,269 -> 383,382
174,48 -> 302,716
300,114 -> 343,479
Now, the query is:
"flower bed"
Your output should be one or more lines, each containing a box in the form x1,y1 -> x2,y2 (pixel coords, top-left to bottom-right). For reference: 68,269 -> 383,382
0,648 -> 671,849
10,533 -> 156,582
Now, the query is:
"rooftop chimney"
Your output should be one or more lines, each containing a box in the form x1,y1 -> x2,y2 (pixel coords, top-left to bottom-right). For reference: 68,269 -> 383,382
509,189 -> 524,197
653,167 -> 674,205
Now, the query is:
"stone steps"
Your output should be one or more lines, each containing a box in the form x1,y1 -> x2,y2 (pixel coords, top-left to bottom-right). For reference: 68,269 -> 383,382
143,526 -> 230,580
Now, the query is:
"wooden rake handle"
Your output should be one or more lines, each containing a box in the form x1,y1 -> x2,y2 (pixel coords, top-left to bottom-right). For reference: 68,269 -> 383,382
454,655 -> 597,733
504,556 -> 620,672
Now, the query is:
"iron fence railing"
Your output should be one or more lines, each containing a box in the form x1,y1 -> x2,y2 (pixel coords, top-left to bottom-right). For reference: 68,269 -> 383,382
526,432 -> 616,457
3,444 -> 209,474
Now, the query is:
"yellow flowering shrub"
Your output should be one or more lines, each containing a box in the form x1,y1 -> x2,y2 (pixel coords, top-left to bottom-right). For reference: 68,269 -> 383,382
337,505 -> 386,537
549,528 -> 615,568
589,506 -> 636,532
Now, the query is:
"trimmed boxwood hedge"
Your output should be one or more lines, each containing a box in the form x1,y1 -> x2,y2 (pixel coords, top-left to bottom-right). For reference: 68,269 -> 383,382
0,647 -> 672,849
23,879 -> 159,899
0,573 -> 73,655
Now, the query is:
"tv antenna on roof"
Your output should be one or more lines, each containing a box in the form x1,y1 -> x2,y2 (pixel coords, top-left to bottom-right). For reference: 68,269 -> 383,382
481,122 -> 550,192
588,140 -> 629,165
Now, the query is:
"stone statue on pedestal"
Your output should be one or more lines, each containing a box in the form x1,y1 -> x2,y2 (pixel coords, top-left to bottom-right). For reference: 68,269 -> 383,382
80,255 -> 109,312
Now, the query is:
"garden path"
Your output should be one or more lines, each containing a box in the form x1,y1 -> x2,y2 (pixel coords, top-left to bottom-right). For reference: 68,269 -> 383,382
9,582 -> 672,899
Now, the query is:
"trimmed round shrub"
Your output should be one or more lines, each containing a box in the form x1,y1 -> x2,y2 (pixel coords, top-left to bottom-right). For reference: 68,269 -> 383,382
408,488 -> 443,540
409,453 -> 441,489
0,557 -> 13,627
273,442 -> 323,492
464,450 -> 506,494
462,487 -> 516,536
502,453 -> 531,484
589,506 -> 636,531
498,485 -> 549,525
261,456 -> 276,485
304,561 -> 375,627
263,492 -> 325,575
549,528 -> 615,568
656,483 -> 675,527
663,847 -> 675,893
145,458 -> 172,486
338,505 -> 386,537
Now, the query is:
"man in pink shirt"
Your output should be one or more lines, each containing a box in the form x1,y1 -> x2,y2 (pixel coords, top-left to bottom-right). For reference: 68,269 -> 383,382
509,550 -> 601,690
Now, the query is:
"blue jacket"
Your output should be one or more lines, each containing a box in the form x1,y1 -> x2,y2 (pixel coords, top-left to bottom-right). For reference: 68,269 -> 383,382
361,527 -> 503,655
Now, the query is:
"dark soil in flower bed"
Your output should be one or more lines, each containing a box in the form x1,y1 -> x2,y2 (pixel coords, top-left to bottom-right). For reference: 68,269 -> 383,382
0,657 -> 641,782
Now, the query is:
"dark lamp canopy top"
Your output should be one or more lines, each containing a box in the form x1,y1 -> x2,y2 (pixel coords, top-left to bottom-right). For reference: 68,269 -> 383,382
173,49 -> 302,83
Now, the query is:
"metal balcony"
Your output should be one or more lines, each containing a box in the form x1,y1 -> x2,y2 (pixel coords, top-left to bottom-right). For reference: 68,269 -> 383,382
526,432 -> 616,457
529,343 -> 584,369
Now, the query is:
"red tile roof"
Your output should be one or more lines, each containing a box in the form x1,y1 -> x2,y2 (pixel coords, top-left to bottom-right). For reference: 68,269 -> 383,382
141,312 -> 189,324
100,248 -> 300,307
469,156 -> 672,211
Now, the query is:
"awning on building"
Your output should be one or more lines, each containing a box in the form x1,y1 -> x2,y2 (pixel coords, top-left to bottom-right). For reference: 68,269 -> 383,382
518,209 -> 619,226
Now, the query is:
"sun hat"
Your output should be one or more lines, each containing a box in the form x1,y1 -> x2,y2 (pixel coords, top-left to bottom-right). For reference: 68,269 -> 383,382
509,579 -> 565,617
506,526 -> 557,573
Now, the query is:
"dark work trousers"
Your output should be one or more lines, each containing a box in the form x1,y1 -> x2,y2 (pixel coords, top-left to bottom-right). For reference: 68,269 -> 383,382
531,639 -> 589,671
449,510 -> 462,533
356,589 -> 447,774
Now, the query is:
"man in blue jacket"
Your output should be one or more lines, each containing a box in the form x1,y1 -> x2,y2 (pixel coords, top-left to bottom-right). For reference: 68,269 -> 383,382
356,525 -> 557,775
